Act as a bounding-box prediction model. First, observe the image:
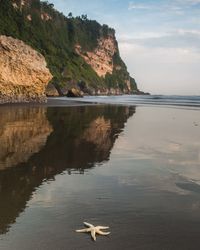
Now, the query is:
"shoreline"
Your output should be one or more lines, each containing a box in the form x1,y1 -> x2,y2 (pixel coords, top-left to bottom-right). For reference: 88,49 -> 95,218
0,98 -> 97,107
0,95 -> 200,110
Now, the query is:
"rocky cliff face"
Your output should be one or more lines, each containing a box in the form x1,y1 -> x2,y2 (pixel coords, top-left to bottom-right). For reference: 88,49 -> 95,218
75,34 -> 117,78
0,35 -> 52,103
0,0 -> 142,97
75,30 -> 139,95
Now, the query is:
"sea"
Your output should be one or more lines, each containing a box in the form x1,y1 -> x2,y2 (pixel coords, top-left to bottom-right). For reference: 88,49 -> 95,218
55,94 -> 200,108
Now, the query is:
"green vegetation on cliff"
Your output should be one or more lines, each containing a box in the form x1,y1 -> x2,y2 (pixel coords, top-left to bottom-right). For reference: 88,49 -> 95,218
0,0 -> 138,94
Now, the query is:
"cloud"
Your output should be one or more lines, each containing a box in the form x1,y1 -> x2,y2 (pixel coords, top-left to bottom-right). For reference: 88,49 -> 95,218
176,29 -> 200,35
128,1 -> 180,15
128,2 -> 151,10
118,36 -> 200,95
118,29 -> 200,52
119,42 -> 200,65
176,0 -> 200,5
128,0 -> 200,13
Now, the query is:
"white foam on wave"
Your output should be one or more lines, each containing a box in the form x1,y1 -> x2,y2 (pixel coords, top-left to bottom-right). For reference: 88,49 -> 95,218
53,95 -> 200,109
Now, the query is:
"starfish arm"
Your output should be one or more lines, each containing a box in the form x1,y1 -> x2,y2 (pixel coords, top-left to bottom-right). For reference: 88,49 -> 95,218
76,228 -> 90,233
84,222 -> 94,228
97,230 -> 111,236
96,226 -> 109,230
91,229 -> 96,241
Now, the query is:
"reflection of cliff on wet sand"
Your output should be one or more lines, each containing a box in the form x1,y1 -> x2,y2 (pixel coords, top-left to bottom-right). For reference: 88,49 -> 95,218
82,116 -> 112,153
0,105 -> 135,234
32,105 -> 135,171
0,107 -> 53,170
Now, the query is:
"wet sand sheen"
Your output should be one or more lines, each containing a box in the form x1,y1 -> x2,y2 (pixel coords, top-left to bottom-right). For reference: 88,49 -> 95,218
0,104 -> 200,249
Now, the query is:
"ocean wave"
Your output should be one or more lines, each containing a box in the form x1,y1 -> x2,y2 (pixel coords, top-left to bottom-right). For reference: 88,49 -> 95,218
55,95 -> 200,108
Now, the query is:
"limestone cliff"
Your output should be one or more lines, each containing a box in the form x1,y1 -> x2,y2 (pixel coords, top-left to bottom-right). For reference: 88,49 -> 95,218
0,0 -> 142,96
74,30 -> 138,95
0,35 -> 52,103
75,34 -> 117,78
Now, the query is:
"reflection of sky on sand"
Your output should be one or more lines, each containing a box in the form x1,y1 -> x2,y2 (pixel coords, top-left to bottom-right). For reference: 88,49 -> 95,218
95,106 -> 200,195
2,106 -> 200,250
29,174 -> 94,208
28,106 -> 200,209
26,105 -> 200,235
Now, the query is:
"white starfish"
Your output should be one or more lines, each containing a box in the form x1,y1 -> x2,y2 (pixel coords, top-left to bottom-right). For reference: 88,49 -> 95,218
76,222 -> 110,241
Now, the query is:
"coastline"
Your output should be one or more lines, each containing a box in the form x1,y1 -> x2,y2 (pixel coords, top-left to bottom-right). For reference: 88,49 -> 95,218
47,95 -> 200,109
0,97 -> 96,107
1,95 -> 200,110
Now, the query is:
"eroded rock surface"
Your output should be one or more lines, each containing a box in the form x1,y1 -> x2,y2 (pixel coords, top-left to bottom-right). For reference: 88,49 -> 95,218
75,34 -> 117,78
0,35 -> 52,103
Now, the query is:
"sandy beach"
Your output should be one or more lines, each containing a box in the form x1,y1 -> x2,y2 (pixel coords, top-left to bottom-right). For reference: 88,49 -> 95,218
0,97 -> 200,249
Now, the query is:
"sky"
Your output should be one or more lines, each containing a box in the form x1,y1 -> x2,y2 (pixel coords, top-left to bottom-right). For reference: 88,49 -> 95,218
50,0 -> 200,95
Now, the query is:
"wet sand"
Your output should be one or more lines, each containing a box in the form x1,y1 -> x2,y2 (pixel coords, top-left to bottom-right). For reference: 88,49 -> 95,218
0,102 -> 200,249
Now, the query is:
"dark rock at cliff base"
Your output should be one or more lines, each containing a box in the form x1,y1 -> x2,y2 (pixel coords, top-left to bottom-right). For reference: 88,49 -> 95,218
137,91 -> 150,95
67,88 -> 84,98
45,83 -> 59,97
